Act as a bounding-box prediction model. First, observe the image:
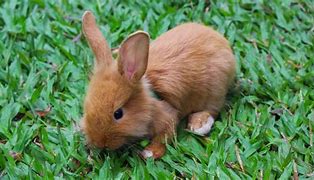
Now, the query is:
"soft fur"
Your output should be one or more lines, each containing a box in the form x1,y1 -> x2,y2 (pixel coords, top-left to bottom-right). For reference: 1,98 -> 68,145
80,11 -> 236,158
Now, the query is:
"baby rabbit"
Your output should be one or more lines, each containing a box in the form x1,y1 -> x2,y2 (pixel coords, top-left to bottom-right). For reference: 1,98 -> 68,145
80,11 -> 236,159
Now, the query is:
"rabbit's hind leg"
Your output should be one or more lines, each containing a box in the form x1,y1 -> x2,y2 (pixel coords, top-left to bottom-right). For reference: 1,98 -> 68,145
187,111 -> 215,136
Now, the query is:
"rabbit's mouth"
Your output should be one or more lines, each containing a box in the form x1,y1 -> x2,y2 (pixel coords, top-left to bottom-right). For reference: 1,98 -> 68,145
119,135 -> 145,146
114,135 -> 151,152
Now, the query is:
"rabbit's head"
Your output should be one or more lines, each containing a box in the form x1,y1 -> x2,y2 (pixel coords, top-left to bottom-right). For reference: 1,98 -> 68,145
80,11 -> 153,150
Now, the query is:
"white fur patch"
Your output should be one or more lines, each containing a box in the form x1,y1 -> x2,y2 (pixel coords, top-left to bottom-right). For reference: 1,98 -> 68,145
142,76 -> 152,91
193,115 -> 214,136
141,150 -> 153,158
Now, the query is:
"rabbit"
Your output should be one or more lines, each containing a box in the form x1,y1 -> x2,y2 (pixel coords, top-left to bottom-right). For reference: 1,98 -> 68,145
80,11 -> 236,159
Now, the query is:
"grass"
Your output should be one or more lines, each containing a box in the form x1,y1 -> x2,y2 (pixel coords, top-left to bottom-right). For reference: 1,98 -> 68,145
0,0 -> 313,179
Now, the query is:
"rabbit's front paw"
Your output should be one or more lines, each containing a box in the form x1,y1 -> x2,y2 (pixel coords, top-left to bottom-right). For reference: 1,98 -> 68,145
140,143 -> 166,159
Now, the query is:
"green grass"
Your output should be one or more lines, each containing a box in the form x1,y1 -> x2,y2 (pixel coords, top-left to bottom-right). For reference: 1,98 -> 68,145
0,0 -> 313,179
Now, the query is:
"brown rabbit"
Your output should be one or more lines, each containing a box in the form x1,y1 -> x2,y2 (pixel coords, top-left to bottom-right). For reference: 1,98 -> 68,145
80,11 -> 236,159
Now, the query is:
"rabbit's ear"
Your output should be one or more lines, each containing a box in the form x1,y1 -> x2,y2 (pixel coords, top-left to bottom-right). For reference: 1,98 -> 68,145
118,31 -> 149,82
82,11 -> 112,67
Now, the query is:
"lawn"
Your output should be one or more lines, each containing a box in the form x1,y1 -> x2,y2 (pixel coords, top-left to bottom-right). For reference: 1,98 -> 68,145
0,0 -> 313,179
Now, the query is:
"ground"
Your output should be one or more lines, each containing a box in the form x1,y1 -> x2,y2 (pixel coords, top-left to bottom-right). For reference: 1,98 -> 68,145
0,0 -> 313,179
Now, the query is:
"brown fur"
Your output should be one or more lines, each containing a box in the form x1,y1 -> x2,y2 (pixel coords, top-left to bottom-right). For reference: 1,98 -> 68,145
80,11 -> 235,158
147,23 -> 235,118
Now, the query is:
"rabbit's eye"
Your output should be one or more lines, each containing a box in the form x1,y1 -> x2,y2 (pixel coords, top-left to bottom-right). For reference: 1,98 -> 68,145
113,108 -> 123,120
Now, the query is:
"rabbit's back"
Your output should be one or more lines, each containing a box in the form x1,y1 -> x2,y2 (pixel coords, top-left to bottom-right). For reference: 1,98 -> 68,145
146,23 -> 236,117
